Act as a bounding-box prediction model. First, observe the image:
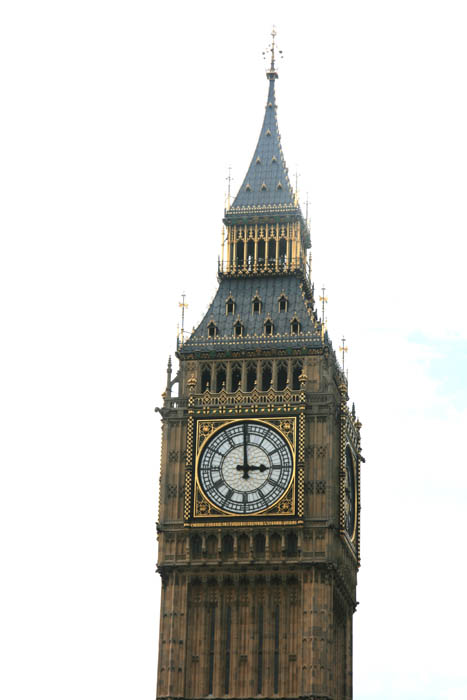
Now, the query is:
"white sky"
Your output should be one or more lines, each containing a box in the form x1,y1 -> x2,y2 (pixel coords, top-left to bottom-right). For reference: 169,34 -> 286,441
1,1 -> 467,698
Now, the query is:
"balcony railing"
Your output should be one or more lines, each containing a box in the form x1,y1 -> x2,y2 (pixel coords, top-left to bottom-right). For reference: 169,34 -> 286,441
218,257 -> 307,276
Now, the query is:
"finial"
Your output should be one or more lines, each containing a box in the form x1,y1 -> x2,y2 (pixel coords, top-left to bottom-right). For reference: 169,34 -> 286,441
270,26 -> 277,70
166,355 -> 173,398
319,286 -> 328,327
339,336 -> 348,372
299,371 -> 308,389
226,166 -> 233,209
179,293 -> 188,345
263,26 -> 282,80
294,167 -> 300,193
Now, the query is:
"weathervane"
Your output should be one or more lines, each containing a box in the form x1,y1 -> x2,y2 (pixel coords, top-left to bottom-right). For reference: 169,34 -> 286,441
339,336 -> 348,372
263,26 -> 283,76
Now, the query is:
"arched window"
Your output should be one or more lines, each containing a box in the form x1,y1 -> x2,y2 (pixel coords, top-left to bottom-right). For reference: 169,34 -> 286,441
278,238 -> 287,266
201,364 -> 211,392
261,361 -> 272,391
238,534 -> 249,559
222,534 -> 234,558
270,533 -> 281,557
264,319 -> 274,336
290,317 -> 301,334
231,363 -> 242,392
277,361 -> 288,390
234,321 -> 244,337
246,362 -> 257,392
236,240 -> 244,267
252,295 -> 262,314
247,239 -> 255,270
286,532 -> 298,556
191,534 -> 202,558
216,363 -> 226,392
257,239 -> 265,267
292,360 -> 303,390
207,322 -> 218,338
278,294 -> 288,312
268,239 -> 276,268
206,534 -> 217,559
226,297 -> 235,315
254,533 -> 265,557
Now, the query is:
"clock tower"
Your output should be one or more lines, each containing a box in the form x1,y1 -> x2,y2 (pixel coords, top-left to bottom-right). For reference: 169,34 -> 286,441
156,37 -> 362,700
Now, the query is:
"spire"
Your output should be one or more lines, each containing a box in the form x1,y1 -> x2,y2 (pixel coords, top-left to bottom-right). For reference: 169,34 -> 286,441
228,30 -> 295,213
266,26 -> 279,80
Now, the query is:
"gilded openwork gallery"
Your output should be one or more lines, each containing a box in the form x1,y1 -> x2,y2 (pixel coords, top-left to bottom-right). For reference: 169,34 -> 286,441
155,34 -> 363,700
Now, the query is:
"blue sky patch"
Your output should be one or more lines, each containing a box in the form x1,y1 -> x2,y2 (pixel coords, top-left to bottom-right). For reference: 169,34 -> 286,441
408,332 -> 467,411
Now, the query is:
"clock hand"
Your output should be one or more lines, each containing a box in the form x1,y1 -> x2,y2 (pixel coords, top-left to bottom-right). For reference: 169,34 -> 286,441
248,464 -> 267,472
236,463 -> 250,479
243,423 -> 248,468
236,463 -> 268,479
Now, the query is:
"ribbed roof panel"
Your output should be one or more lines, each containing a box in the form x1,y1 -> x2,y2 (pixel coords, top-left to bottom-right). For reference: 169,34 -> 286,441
230,77 -> 295,210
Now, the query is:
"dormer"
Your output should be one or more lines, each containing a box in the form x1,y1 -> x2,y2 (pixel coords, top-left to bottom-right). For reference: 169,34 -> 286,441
225,296 -> 235,315
252,294 -> 262,314
207,321 -> 218,338
278,294 -> 288,312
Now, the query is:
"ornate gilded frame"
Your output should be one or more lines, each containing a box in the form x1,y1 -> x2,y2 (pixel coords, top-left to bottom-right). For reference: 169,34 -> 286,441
184,399 -> 306,526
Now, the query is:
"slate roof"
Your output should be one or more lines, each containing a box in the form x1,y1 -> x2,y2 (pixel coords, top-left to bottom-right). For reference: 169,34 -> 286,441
229,75 -> 295,212
179,275 -> 324,354
224,70 -> 310,250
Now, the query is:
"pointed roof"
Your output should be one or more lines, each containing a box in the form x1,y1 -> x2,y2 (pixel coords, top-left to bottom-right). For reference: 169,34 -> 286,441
229,73 -> 295,212
179,274 -> 324,354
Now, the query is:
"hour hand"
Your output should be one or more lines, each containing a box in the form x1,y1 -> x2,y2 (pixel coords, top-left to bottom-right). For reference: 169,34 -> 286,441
236,463 -> 267,479
250,464 -> 267,473
236,463 -> 250,479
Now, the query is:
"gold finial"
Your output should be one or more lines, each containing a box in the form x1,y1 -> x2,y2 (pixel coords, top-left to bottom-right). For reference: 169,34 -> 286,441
294,167 -> 300,194
178,293 -> 188,345
220,226 -> 226,270
319,286 -> 328,327
339,336 -> 348,371
225,166 -> 233,209
187,375 -> 197,393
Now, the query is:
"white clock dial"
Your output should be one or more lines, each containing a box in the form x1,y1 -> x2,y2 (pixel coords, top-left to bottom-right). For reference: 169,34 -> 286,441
198,421 -> 293,514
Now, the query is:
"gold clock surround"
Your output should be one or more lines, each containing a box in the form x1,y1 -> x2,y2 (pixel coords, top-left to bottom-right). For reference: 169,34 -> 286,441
188,416 -> 299,522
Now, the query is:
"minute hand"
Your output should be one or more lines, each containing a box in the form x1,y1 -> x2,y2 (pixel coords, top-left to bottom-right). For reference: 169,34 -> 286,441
243,423 -> 248,468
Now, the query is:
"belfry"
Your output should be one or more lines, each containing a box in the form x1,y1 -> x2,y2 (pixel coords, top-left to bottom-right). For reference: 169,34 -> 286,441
156,32 -> 362,700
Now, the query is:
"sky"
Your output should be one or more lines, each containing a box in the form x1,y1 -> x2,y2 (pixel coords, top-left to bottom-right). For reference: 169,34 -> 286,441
1,1 -> 467,698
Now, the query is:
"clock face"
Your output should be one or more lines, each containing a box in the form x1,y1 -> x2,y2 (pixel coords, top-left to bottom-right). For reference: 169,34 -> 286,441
197,421 -> 293,515
344,445 -> 356,539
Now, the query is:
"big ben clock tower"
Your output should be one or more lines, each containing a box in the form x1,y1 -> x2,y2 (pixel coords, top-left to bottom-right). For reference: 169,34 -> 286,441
156,33 -> 362,700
